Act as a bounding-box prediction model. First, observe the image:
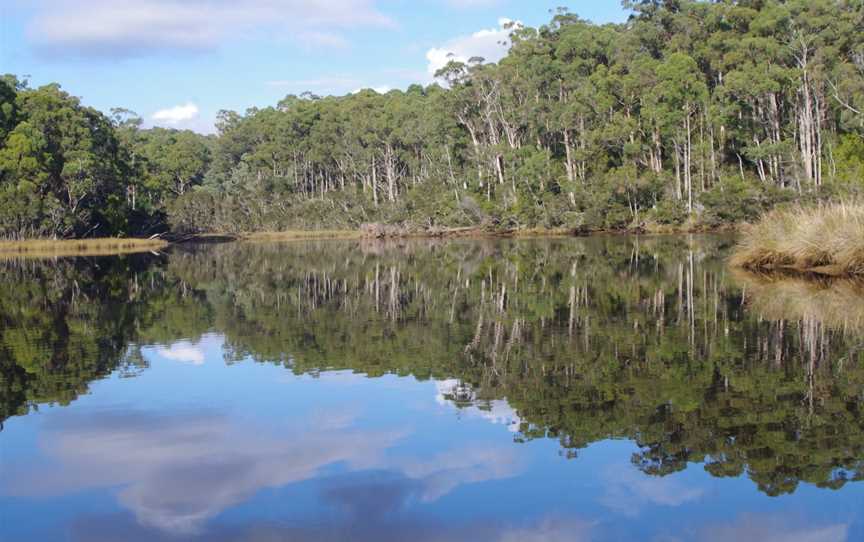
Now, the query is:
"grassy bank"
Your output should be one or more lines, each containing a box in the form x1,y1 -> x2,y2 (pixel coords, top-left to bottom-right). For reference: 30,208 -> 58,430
0,237 -> 169,258
731,202 -> 864,276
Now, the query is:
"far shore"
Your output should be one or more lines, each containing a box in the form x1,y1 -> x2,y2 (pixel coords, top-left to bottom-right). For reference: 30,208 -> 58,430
0,223 -> 738,258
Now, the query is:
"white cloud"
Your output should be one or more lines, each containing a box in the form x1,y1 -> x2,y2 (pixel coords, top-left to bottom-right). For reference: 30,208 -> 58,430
426,17 -> 521,76
25,0 -> 393,58
2,409 -> 403,534
151,102 -> 200,126
3,407 -> 520,535
153,340 -> 206,365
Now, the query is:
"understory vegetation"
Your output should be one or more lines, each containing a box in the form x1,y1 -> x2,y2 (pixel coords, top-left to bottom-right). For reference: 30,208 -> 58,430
2,0 -> 864,238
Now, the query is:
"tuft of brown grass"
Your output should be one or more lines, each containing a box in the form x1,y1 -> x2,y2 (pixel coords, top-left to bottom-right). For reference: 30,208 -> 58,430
730,202 -> 864,275
0,237 -> 168,259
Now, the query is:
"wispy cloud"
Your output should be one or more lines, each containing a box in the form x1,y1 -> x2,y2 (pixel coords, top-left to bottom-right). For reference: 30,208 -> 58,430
3,407 -> 520,535
598,465 -> 704,517
25,0 -> 394,58
151,102 -> 200,126
426,17 -> 521,76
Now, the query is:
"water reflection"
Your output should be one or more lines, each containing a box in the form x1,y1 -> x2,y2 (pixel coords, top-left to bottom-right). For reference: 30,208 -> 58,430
6,407 -> 401,534
1,237 -> 863,540
435,379 -> 522,432
5,384 -> 520,536
598,466 -> 704,517
153,340 -> 207,365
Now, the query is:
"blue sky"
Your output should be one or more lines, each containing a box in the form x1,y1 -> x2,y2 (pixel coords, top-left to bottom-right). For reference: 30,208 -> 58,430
1,1 -> 629,133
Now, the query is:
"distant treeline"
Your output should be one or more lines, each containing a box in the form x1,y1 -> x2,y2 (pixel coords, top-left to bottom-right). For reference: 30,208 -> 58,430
2,0 -> 864,238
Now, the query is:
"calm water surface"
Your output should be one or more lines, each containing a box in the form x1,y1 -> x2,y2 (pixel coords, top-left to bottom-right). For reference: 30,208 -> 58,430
1,236 -> 863,541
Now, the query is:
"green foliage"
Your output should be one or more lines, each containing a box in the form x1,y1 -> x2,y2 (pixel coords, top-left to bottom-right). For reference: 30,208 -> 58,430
3,0 -> 864,236
833,134 -> 864,190
650,195 -> 688,225
700,176 -> 790,226
0,82 -> 133,238
0,77 -> 214,239
173,0 -> 864,233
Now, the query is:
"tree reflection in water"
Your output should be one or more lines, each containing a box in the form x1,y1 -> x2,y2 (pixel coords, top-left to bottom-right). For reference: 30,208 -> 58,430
1,235 -> 862,497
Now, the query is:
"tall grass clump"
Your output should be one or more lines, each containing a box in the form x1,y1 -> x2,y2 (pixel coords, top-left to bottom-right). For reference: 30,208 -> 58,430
731,201 -> 864,275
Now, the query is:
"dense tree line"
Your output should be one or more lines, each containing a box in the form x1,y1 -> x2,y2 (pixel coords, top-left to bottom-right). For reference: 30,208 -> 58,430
2,0 -> 864,238
0,77 -> 212,239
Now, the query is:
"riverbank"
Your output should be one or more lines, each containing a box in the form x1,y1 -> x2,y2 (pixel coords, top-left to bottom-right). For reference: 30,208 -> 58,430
0,223 -> 737,258
730,202 -> 864,276
0,237 -> 169,258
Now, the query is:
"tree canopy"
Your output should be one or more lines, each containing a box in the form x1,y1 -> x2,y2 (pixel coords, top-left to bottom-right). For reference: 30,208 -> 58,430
2,0 -> 864,238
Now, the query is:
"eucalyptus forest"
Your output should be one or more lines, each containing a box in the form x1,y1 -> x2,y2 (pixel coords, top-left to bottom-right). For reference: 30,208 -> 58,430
6,2 -> 864,540
2,0 -> 864,239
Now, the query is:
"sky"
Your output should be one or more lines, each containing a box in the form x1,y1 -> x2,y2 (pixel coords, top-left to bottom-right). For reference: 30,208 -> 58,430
0,1 -> 629,133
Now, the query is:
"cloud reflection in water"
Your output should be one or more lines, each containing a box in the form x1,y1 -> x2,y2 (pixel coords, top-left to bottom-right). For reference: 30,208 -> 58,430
3,406 -> 521,536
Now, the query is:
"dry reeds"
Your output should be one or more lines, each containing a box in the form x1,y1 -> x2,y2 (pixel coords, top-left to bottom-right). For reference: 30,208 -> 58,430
0,237 -> 168,258
730,202 -> 864,275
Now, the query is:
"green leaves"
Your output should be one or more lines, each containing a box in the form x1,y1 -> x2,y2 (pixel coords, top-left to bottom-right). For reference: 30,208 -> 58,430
3,0 -> 864,237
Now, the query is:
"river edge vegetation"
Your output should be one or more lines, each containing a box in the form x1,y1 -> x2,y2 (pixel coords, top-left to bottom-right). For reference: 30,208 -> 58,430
731,201 -> 864,275
1,1 -> 864,242
0,227 -> 595,259
0,237 -> 169,258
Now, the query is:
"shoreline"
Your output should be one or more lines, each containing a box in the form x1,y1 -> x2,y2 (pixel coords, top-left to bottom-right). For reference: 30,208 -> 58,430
0,237 -> 169,258
0,224 -> 738,258
731,263 -> 855,278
